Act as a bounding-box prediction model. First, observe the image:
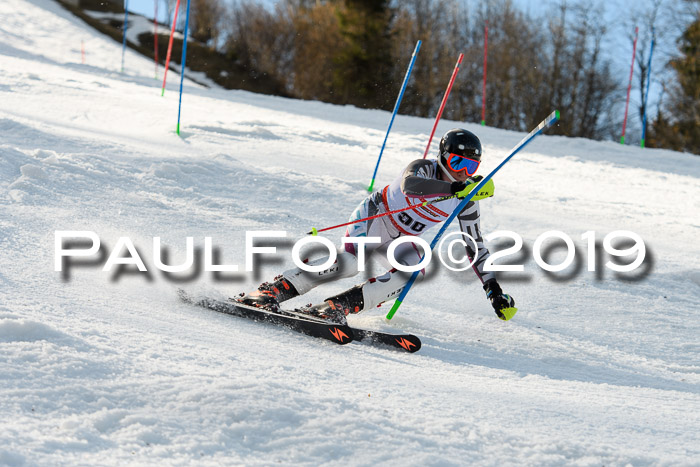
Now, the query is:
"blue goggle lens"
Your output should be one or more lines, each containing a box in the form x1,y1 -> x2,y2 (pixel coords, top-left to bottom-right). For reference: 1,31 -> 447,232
447,154 -> 480,174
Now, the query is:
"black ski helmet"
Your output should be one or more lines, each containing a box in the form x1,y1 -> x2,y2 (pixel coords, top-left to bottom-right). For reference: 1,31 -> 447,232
439,129 -> 482,166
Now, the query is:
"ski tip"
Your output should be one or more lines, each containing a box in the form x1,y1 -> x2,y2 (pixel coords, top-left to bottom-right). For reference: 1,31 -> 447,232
394,335 -> 421,353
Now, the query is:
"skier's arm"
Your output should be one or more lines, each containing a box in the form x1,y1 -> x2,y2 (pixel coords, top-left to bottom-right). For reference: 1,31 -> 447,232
458,203 -> 517,320
456,201 -> 496,284
400,160 -> 454,198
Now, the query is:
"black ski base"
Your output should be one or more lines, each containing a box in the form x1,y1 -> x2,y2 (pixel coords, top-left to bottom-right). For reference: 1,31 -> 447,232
351,328 -> 421,353
179,290 -> 353,345
178,290 -> 421,352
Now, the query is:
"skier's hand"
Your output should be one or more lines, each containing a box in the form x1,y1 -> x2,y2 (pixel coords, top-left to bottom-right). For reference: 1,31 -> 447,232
483,279 -> 517,321
450,175 -> 482,196
451,176 -> 494,201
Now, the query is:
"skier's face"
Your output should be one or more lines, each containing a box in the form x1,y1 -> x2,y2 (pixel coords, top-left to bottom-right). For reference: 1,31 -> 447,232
449,166 -> 472,181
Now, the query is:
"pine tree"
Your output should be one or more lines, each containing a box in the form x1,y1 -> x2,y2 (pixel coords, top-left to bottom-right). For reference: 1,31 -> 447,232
332,0 -> 393,109
649,18 -> 699,154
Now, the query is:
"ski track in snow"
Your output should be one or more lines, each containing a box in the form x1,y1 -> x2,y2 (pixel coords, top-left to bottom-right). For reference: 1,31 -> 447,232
1,0 -> 699,465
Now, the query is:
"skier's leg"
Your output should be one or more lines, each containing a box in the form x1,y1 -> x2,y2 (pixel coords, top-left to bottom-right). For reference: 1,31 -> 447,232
357,239 -> 427,310
238,193 -> 383,309
300,237 -> 427,323
280,250 -> 360,295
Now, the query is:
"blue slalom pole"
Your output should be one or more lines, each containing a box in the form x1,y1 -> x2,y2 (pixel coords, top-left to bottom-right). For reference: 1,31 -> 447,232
367,40 -> 421,192
121,0 -> 130,72
641,29 -> 655,148
176,0 -> 192,136
386,110 -> 560,320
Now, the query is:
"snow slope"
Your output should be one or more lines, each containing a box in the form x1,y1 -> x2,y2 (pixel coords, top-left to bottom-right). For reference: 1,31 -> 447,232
1,0 -> 699,465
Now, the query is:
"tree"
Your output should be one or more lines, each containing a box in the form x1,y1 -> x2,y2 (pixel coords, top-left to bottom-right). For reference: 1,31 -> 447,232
288,1 -> 347,102
390,0 -> 472,119
332,0 -> 394,109
190,0 -> 224,47
525,0 -> 617,139
649,17 -> 700,154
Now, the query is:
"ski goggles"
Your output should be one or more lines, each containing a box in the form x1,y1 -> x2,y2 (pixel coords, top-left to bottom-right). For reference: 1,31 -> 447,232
446,153 -> 481,175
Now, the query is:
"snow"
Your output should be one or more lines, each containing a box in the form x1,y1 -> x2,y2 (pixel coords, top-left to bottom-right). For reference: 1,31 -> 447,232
1,0 -> 699,465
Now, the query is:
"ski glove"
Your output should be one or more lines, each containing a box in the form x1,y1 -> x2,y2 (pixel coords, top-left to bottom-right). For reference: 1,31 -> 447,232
450,176 -> 495,201
483,279 -> 517,321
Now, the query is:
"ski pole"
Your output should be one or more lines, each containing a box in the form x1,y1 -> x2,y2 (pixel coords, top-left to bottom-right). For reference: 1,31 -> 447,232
640,28 -> 655,148
121,0 -> 130,73
423,53 -> 463,159
386,110 -> 560,320
307,179 -> 494,236
161,0 -> 182,96
367,40 -> 421,192
481,21 -> 488,126
176,0 -> 192,135
621,27 -> 638,144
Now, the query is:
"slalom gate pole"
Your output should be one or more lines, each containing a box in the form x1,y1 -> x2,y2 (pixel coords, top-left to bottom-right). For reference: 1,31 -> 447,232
422,53 -> 464,159
176,0 -> 191,135
481,21 -> 488,126
121,0 -> 130,73
161,0 -> 181,96
386,110 -> 560,320
621,26 -> 638,145
81,40 -> 85,64
306,180 -> 493,235
367,40 -> 421,192
154,0 -> 159,79
640,28 -> 655,148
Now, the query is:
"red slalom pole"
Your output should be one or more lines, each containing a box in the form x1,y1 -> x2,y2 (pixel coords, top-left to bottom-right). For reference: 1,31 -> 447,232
621,26 -> 638,144
154,0 -> 159,78
161,0 -> 181,96
307,179 -> 494,236
423,53 -> 464,159
481,21 -> 488,126
308,194 -> 460,236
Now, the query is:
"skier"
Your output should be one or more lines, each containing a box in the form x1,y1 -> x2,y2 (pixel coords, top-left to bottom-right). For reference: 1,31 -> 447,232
239,129 -> 515,324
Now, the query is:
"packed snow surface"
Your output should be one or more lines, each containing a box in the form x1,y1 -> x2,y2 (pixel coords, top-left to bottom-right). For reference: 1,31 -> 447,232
1,0 -> 699,465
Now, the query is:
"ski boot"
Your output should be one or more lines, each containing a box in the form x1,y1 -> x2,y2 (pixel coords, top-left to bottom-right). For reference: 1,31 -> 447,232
236,276 -> 299,311
297,285 -> 365,325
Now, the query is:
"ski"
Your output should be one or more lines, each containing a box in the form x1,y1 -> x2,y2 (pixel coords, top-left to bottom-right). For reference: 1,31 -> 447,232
351,328 -> 421,353
178,290 -> 353,345
266,307 -> 422,353
178,290 -> 422,352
